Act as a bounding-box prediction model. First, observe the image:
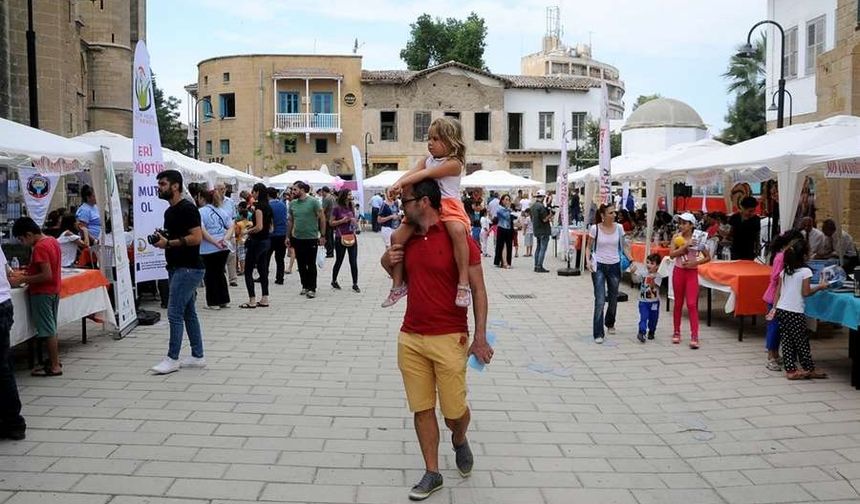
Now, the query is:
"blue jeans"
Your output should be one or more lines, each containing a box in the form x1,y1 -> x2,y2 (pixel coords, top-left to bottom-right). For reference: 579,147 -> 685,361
591,262 -> 621,338
0,300 -> 23,432
534,235 -> 550,269
471,226 -> 481,244
167,267 -> 205,360
765,303 -> 780,351
638,301 -> 660,335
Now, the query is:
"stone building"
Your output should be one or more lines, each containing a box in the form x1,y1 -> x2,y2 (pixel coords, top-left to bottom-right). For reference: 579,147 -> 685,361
190,54 -> 363,177
0,0 -> 144,136
621,98 -> 708,155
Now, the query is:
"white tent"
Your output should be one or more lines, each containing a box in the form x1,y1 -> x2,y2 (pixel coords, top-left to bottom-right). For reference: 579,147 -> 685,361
267,168 -> 335,188
362,170 -> 406,189
657,115 -> 860,232
0,117 -> 102,172
461,169 -> 542,190
208,162 -> 261,188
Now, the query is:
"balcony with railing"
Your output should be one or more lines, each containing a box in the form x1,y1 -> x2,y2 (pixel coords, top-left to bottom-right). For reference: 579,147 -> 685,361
274,113 -> 341,133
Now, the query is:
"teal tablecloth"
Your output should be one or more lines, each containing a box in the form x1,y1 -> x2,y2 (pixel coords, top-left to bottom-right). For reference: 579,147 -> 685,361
805,291 -> 860,329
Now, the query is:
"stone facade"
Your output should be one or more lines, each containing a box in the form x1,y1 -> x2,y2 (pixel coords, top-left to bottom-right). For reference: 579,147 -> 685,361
811,0 -> 860,239
0,0 -> 143,136
194,55 -> 363,178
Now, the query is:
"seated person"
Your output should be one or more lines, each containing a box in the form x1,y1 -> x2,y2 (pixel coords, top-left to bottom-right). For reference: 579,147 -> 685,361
816,218 -> 858,272
57,215 -> 87,268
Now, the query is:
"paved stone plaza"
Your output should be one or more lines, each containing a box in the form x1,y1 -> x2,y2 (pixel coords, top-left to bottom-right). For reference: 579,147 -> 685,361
2,236 -> 859,504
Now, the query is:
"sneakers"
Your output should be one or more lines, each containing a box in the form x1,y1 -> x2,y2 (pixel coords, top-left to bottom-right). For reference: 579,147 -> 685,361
672,333 -> 681,344
331,282 -> 342,290
180,356 -> 207,369
307,290 -> 316,299
766,359 -> 782,371
408,471 -> 443,501
151,357 -> 180,375
594,337 -> 605,344
300,288 -> 309,296
647,332 -> 655,340
352,285 -> 361,293
689,339 -> 700,350
637,332 -> 646,343
606,326 -> 616,335
382,284 -> 408,308
204,305 -> 220,311
453,439 -> 473,477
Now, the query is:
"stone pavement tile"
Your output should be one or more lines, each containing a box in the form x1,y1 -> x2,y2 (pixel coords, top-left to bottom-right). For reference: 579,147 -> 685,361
560,444 -> 640,458
109,497 -> 209,504
72,474 -> 173,496
138,420 -> 218,435
259,483 -> 356,503
516,432 -> 591,444
48,457 -> 141,475
764,449 -> 850,468
727,427 -> 806,442
17,417 -> 71,429
43,406 -> 121,418
214,424 -> 293,438
829,462 -> 860,478
837,447 -> 860,461
701,470 -> 754,487
482,443 -> 562,457
110,445 -> 199,462
742,467 -> 835,485
798,421 -> 860,436
315,468 -> 403,486
323,440 -> 402,454
136,461 -> 228,479
578,472 -> 667,489
546,422 -> 618,434
167,479 -> 264,501
243,437 -> 324,452
0,456 -> 57,472
801,481 -> 860,501
529,457 -> 613,472
717,483 -> 814,504
291,426 -> 368,440
635,446 -> 678,459
28,442 -> 117,458
165,434 -> 246,449
607,458 -> 693,473
0,471 -> 81,490
4,492 -> 110,504
687,455 -> 773,472
194,448 -> 278,464
670,443 -> 719,458
260,414 -> 334,427
450,487 -> 544,504
707,440 -> 789,456
62,418 -> 142,432
780,434 -> 860,451
356,485 -> 453,504
114,408 -> 191,421
489,471 -> 581,488
277,451 -> 363,468
163,400 -> 236,412
542,488 -> 637,504
0,492 -> 9,504
634,489 -> 725,504
223,464 -> 315,483
85,431 -> 169,445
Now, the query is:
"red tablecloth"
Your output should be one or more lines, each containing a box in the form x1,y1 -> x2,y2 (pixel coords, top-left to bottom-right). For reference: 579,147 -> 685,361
698,260 -> 771,315
630,242 -> 671,263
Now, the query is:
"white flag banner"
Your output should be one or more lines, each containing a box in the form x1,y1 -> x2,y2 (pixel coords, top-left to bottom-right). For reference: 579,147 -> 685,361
556,122 -> 570,256
351,145 -> 365,217
598,83 -> 612,204
18,167 -> 60,227
132,41 -> 168,282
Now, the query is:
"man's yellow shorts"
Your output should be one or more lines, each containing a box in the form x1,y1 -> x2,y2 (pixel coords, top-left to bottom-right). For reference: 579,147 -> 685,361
397,331 -> 469,419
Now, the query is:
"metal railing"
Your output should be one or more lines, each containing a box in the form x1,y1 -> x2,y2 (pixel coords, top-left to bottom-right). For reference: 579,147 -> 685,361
274,113 -> 340,131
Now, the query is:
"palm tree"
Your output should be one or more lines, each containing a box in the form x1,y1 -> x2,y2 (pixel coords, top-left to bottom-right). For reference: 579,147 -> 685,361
720,34 -> 766,144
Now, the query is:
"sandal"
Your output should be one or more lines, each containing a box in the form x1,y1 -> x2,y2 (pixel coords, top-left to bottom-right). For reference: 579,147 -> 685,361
239,302 -> 256,309
31,365 -> 63,377
455,284 -> 472,308
256,302 -> 270,308
381,284 -> 408,308
806,369 -> 828,379
785,370 -> 808,380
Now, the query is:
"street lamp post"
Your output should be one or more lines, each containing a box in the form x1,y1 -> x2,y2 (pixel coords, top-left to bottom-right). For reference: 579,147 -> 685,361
768,88 -> 793,125
364,132 -> 374,173
738,20 -> 787,129
190,97 -> 211,160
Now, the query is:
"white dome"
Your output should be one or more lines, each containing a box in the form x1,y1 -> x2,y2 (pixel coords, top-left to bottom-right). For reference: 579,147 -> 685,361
622,98 -> 706,131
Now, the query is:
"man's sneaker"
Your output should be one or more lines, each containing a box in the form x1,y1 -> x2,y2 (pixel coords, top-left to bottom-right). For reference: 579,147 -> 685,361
381,284 -> 408,308
306,290 -> 316,299
453,439 -> 473,477
300,288 -> 309,296
180,356 -> 207,369
408,471 -> 443,501
594,337 -> 605,344
637,332 -> 646,343
647,332 -> 655,340
352,285 -> 361,293
151,357 -> 180,375
606,326 -> 616,335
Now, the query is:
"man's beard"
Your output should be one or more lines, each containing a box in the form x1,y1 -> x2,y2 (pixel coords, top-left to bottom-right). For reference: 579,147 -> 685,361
157,189 -> 172,201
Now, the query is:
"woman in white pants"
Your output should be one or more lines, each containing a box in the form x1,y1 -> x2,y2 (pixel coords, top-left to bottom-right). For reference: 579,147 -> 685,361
378,189 -> 400,248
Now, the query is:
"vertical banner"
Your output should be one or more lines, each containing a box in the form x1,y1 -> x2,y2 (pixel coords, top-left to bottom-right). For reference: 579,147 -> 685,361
132,41 -> 168,282
351,145 -> 365,218
598,83 -> 612,204
556,121 -> 570,257
18,167 -> 60,227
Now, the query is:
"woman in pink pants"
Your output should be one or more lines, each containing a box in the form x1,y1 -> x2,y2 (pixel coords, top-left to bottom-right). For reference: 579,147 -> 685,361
669,213 -> 711,349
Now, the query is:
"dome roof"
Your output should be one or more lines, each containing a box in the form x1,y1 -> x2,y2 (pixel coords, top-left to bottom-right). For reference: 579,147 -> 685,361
622,98 -> 706,131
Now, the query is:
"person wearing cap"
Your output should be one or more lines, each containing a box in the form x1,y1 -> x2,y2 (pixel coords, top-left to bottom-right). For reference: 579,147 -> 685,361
531,190 -> 552,273
669,212 -> 711,349
728,196 -> 761,260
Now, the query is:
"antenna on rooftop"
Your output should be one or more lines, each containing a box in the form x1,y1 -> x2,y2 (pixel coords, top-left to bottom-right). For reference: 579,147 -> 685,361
546,6 -> 561,39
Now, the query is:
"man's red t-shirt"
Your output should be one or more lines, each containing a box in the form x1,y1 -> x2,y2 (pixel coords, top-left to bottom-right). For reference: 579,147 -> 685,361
27,236 -> 62,295
401,221 -> 481,335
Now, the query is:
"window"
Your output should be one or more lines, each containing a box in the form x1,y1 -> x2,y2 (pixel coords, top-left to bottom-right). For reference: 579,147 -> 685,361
509,161 -> 533,176
571,112 -> 587,139
413,111 -> 431,142
278,92 -> 300,114
784,27 -> 798,79
466,162 -> 482,175
201,96 -> 213,122
444,111 -> 461,121
204,141 -> 212,155
539,112 -> 554,140
284,137 -> 297,153
203,75 -> 208,86
312,92 -> 333,114
806,16 -> 825,75
507,113 -> 522,149
315,138 -> 328,154
220,139 -> 230,155
222,72 -> 230,83
545,165 -> 558,182
474,112 -> 490,141
380,111 -> 397,141
219,93 -> 235,118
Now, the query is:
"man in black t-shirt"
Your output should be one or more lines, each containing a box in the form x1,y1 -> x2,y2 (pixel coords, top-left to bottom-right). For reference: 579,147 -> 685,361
728,196 -> 761,260
150,169 -> 206,375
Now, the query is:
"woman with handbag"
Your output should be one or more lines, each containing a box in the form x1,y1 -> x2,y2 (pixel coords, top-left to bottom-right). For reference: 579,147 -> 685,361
584,203 -> 626,344
197,190 -> 232,310
330,189 -> 360,293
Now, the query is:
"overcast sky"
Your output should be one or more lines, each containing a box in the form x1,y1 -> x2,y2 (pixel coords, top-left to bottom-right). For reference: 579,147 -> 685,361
148,0 -> 767,134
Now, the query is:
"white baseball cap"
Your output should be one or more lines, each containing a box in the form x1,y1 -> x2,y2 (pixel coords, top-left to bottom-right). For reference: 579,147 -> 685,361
535,190 -> 546,197
678,212 -> 697,225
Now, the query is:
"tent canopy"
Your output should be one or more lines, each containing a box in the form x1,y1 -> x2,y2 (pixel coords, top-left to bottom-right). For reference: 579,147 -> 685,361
0,117 -> 102,173
267,168 -> 336,188
461,169 -> 542,190
362,170 -> 406,190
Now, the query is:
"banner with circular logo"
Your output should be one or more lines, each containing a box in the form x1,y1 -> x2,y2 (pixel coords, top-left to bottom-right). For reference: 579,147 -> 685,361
18,167 -> 60,227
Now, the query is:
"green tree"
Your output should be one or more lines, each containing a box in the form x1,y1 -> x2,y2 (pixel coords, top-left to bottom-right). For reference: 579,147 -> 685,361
720,34 -> 766,144
569,117 -> 621,170
632,93 -> 661,111
152,75 -> 190,154
400,13 -> 488,70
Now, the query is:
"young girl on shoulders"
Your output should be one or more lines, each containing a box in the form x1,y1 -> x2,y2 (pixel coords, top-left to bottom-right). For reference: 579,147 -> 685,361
382,117 -> 472,308
767,239 -> 830,380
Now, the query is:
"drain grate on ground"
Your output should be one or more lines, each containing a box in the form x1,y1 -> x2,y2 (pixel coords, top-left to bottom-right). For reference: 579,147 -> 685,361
505,294 -> 536,300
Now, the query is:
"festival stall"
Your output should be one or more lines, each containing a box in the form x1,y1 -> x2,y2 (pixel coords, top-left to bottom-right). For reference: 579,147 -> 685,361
266,167 -> 336,188
362,170 -> 407,190
461,169 -> 543,190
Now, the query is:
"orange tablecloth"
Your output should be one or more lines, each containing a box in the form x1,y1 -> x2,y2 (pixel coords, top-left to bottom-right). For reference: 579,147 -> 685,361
60,269 -> 109,298
569,229 -> 588,250
630,242 -> 671,263
698,260 -> 771,315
